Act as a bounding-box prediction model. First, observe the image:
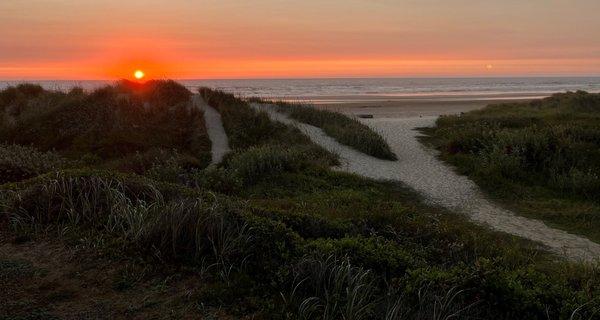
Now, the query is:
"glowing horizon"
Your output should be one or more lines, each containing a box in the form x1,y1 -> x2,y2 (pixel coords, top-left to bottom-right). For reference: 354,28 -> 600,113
2,1 -> 600,80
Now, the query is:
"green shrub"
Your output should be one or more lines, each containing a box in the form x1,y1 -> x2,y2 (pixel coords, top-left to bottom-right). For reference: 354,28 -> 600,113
111,148 -> 208,182
304,236 -> 417,277
187,166 -> 242,194
0,144 -> 67,183
402,258 -> 600,319
249,206 -> 356,239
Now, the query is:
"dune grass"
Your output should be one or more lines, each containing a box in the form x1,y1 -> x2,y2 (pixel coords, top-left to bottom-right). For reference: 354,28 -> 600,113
0,81 -> 212,180
270,101 -> 397,160
0,80 -> 209,159
1,84 -> 600,319
199,88 -> 338,169
3,166 -> 600,318
422,91 -> 600,242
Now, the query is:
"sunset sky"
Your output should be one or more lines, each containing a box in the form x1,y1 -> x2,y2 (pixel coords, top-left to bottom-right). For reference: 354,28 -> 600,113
1,0 -> 600,79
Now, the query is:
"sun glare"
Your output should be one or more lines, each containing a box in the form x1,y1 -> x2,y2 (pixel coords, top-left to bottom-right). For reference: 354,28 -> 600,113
134,70 -> 145,80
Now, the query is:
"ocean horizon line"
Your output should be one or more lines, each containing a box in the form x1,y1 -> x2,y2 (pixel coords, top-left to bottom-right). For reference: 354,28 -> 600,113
2,75 -> 600,82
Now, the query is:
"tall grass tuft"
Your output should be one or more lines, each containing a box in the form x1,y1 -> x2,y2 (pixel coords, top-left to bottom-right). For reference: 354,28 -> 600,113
287,254 -> 377,320
4,171 -> 299,278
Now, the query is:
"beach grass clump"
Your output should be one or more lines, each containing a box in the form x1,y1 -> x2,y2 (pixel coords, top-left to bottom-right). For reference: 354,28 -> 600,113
274,101 -> 397,160
424,91 -> 600,241
0,144 -> 68,183
283,254 -> 378,320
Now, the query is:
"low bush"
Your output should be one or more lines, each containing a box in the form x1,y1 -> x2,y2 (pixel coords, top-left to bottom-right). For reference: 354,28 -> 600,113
0,144 -> 67,183
186,166 -> 242,194
111,148 -> 209,182
304,236 -> 417,277
249,206 -> 356,239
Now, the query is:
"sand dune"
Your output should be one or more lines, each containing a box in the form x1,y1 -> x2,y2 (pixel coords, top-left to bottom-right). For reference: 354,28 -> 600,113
252,103 -> 600,262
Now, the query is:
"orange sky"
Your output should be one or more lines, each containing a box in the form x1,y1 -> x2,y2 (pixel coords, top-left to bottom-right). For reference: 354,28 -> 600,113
1,0 -> 600,79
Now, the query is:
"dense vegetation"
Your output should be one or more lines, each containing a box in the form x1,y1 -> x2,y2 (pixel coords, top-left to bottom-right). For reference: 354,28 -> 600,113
1,85 -> 599,319
253,99 -> 397,160
0,81 -> 212,181
423,91 -> 600,242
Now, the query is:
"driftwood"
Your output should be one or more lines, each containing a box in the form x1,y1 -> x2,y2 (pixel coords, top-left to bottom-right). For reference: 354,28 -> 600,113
356,114 -> 374,119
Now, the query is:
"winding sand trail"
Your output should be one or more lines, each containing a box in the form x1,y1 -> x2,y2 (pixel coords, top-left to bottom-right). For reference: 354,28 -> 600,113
251,103 -> 600,263
192,95 -> 231,164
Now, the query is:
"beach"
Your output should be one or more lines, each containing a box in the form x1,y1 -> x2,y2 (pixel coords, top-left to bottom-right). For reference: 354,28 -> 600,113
252,98 -> 600,262
313,95 -> 534,118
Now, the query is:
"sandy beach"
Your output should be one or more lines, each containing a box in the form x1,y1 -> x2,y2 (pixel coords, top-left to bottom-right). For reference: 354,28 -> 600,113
310,95 -> 536,118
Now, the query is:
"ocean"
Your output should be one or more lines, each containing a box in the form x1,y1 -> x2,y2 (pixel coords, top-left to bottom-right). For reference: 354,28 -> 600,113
2,77 -> 600,103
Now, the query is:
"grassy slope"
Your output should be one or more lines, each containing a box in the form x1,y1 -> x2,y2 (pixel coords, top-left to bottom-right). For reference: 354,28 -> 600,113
422,91 -> 600,242
254,99 -> 397,160
1,86 -> 600,319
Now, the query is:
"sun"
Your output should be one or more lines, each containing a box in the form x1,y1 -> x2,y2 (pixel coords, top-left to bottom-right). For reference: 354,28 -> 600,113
134,70 -> 145,80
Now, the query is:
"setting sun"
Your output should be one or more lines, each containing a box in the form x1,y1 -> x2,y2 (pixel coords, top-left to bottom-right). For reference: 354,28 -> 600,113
134,70 -> 145,80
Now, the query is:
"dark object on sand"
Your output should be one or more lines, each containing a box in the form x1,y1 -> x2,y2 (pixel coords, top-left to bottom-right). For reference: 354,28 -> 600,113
357,114 -> 374,119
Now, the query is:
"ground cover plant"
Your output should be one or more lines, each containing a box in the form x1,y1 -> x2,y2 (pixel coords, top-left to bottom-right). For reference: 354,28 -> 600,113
1,84 -> 599,319
266,100 -> 397,160
422,91 -> 600,242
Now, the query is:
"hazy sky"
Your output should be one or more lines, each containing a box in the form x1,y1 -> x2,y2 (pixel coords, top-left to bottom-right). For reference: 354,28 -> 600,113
1,0 -> 600,79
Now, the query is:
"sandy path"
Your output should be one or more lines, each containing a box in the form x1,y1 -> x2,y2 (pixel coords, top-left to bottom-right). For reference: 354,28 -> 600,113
192,95 -> 231,164
251,103 -> 600,262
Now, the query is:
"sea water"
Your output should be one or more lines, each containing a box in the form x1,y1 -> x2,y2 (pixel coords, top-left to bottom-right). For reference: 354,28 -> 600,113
2,77 -> 600,103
